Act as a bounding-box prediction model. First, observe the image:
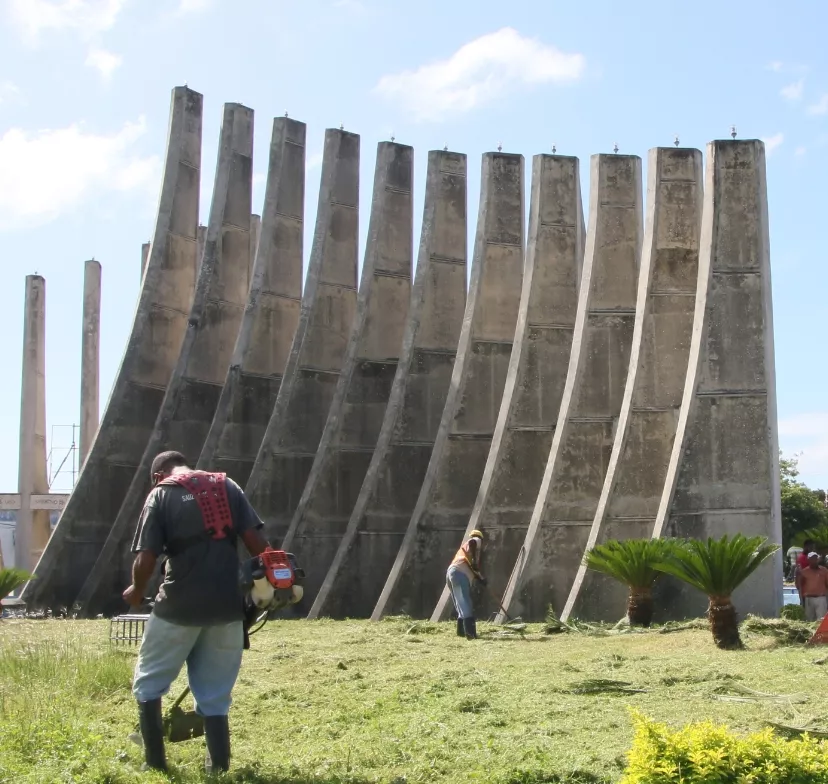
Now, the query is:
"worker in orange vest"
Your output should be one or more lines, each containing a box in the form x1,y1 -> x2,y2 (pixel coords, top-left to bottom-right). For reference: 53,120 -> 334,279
446,529 -> 486,640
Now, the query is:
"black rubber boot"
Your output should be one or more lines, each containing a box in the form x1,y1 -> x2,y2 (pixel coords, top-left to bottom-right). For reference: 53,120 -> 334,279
137,699 -> 167,772
463,616 -> 477,640
456,618 -> 465,637
204,715 -> 231,774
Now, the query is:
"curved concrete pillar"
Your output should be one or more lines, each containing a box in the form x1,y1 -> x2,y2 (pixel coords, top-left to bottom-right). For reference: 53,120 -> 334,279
372,152 -> 525,620
80,259 -> 102,468
562,147 -> 702,622
431,154 -> 583,622
75,102 -> 254,615
16,274 -> 49,573
281,141 -> 413,610
249,213 -> 261,275
311,150 -> 467,620
198,117 -> 305,486
23,86 -> 203,610
498,154 -> 642,623
245,129 -> 359,544
652,140 -> 782,618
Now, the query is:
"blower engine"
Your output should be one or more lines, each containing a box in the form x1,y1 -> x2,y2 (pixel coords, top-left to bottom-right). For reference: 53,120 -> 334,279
248,548 -> 305,611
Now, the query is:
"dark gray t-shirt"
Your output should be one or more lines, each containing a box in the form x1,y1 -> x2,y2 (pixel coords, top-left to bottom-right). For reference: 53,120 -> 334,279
131,474 -> 263,626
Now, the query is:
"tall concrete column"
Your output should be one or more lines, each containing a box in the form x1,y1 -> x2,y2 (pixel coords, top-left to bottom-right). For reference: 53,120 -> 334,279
281,141 -> 413,610
79,259 -> 101,467
245,129 -> 360,545
498,154 -> 642,622
563,147 -> 702,622
24,86 -> 202,611
197,224 -> 207,272
199,116 -> 306,486
431,154 -> 584,622
372,152 -> 525,620
141,243 -> 150,279
311,150 -> 467,619
77,102 -> 255,615
653,139 -> 782,618
249,213 -> 261,276
16,274 -> 49,573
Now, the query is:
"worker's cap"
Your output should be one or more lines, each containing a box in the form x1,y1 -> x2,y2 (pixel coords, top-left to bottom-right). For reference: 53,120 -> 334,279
809,551 -> 820,559
150,450 -> 187,480
468,529 -> 484,541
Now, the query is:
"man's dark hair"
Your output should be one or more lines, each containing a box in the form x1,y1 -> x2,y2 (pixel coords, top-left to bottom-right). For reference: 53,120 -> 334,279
150,451 -> 188,480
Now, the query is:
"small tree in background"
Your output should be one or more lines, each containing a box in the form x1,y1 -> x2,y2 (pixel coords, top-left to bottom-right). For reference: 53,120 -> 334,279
584,538 -> 677,627
780,452 -> 828,553
0,568 -> 32,604
654,535 -> 779,650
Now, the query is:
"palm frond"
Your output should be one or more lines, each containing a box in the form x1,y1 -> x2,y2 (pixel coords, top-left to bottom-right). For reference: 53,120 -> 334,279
584,538 -> 678,590
796,526 -> 828,548
653,534 -> 779,598
0,567 -> 33,602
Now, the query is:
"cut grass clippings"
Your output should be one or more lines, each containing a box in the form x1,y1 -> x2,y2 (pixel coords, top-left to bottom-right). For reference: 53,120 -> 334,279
0,616 -> 826,783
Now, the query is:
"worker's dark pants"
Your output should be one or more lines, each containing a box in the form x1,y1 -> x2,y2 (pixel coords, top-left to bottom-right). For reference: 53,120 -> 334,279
447,566 -> 474,619
133,614 -> 243,715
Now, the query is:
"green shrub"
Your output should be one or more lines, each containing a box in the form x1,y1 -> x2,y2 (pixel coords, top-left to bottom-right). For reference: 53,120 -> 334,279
781,603 -> 806,621
622,710 -> 828,783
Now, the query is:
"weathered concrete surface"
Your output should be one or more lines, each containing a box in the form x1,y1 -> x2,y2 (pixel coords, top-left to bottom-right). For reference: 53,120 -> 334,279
198,117 -> 305,487
563,147 -> 702,622
250,213 -> 261,275
653,140 -> 782,619
311,150 -> 467,619
498,154 -> 642,623
23,87 -> 202,610
432,154 -> 583,622
372,152 -> 525,620
76,102 -> 254,615
281,141 -> 413,610
80,259 -> 102,467
246,129 -> 359,545
16,275 -> 49,573
141,243 -> 150,279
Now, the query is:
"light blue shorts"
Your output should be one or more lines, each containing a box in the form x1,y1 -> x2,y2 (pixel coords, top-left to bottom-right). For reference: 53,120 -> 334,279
132,613 -> 244,716
447,566 -> 474,619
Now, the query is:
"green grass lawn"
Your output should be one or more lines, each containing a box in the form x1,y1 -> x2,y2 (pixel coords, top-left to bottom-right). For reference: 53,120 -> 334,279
0,616 -> 824,783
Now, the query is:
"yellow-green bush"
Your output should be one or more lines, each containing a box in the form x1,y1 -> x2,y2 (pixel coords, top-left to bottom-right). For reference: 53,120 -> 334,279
622,710 -> 828,783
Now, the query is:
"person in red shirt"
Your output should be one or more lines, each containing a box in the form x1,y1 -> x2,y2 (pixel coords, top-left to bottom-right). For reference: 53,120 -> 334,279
795,539 -> 816,606
799,551 -> 828,621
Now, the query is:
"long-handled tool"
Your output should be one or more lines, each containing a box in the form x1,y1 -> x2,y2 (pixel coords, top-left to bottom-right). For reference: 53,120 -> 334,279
483,582 -> 525,628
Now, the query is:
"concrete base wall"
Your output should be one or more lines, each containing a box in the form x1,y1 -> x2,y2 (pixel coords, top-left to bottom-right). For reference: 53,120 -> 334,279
654,140 -> 782,620
80,259 -> 102,467
372,152 -> 525,620
499,154 -> 642,622
198,117 -> 305,487
75,102 -> 254,615
245,129 -> 359,545
23,87 -> 203,610
311,150 -> 467,619
564,147 -> 703,622
431,154 -> 584,622
281,141 -> 413,611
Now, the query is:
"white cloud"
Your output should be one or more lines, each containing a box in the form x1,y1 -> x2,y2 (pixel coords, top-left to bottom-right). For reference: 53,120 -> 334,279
7,0 -> 126,43
767,60 -> 784,72
0,117 -> 160,231
795,145 -> 807,157
0,81 -> 20,104
176,0 -> 211,14
85,47 -> 122,80
306,151 -> 324,170
808,94 -> 828,116
761,132 -> 784,154
375,27 -> 585,122
780,79 -> 804,101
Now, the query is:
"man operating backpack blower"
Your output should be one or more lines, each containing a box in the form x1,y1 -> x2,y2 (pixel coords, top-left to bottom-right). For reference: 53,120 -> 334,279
123,450 -> 302,773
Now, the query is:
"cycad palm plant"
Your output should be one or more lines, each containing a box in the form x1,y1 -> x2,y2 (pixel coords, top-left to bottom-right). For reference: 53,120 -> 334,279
584,538 -> 677,627
654,534 -> 779,650
0,568 -> 32,603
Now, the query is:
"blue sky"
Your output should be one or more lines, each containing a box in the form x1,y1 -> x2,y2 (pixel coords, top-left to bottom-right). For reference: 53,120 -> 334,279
0,0 -> 825,494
